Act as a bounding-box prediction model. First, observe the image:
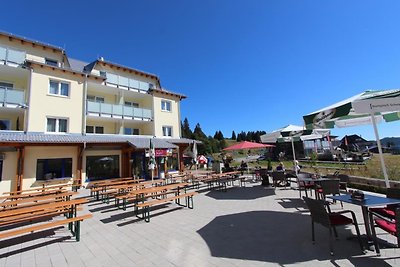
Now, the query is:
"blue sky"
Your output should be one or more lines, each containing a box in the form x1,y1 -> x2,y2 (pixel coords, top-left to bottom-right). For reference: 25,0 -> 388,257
3,0 -> 400,140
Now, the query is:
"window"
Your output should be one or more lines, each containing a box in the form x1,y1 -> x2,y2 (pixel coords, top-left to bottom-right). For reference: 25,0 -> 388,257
47,118 -> 68,133
162,126 -> 172,137
86,155 -> 120,181
45,58 -> 58,67
124,101 -> 139,108
99,71 -> 107,78
49,80 -> 69,97
124,128 -> 139,135
36,158 -> 72,180
87,95 -> 105,103
0,82 -> 13,89
86,126 -> 104,134
161,100 -> 172,112
0,120 -> 11,130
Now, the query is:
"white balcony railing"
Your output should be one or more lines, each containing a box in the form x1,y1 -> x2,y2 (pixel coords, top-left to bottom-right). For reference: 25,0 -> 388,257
0,87 -> 26,107
87,101 -> 152,120
0,46 -> 26,66
105,73 -> 153,93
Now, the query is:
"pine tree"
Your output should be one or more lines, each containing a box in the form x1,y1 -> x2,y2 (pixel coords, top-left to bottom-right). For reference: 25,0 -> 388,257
231,131 -> 236,140
181,117 -> 193,138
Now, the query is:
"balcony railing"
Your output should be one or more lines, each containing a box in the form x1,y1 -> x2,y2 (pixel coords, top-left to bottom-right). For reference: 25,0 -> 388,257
0,87 -> 26,108
105,73 -> 153,93
87,101 -> 152,120
0,46 -> 26,66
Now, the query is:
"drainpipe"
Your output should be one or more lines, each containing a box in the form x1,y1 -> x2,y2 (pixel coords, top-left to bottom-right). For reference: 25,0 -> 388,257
25,68 -> 33,132
82,75 -> 88,134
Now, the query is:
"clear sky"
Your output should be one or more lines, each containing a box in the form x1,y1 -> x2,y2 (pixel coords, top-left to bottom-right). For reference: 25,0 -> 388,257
3,0 -> 400,140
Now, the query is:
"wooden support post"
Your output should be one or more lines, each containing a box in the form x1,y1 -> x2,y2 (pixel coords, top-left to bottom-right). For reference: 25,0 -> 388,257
15,146 -> 25,192
77,145 -> 83,187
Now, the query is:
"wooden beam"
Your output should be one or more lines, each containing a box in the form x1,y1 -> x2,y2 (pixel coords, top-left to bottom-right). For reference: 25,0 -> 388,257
76,145 -> 83,187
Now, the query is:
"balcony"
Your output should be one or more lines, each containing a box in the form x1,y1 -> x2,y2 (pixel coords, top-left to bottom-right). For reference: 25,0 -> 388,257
105,73 -> 153,93
0,87 -> 26,108
0,46 -> 26,67
87,101 -> 152,121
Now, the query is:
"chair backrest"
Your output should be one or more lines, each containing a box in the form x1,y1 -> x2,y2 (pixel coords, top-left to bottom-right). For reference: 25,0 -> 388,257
271,171 -> 286,182
337,174 -> 349,183
297,173 -> 312,179
303,197 -> 331,227
319,179 -> 340,195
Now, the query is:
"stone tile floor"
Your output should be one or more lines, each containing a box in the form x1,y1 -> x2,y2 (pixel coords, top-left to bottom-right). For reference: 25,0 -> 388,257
1,179 -> 399,266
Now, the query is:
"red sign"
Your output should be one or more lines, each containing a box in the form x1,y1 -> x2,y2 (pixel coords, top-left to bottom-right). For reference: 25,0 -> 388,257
155,149 -> 167,157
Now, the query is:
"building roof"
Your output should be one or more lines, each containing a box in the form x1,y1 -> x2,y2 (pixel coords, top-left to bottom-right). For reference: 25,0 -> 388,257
0,132 -> 200,149
149,88 -> 187,100
68,58 -> 89,73
0,30 -> 64,52
84,59 -> 161,85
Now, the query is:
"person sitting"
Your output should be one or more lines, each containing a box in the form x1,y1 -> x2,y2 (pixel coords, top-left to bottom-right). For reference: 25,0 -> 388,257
276,162 -> 285,172
276,162 -> 288,186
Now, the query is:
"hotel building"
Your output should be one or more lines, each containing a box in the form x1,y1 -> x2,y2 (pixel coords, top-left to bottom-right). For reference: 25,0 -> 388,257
0,31 -> 193,193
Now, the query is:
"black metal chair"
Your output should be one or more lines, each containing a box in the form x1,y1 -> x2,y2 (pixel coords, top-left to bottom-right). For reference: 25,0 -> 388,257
369,188 -> 400,220
303,197 -> 364,255
271,171 -> 287,188
369,207 -> 400,256
316,179 -> 343,208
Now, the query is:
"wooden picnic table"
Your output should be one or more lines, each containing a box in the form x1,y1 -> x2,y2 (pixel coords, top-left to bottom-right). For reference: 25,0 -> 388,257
0,191 -> 78,211
3,183 -> 72,196
90,178 -> 144,200
0,188 -> 68,201
0,196 -> 91,241
117,182 -> 190,211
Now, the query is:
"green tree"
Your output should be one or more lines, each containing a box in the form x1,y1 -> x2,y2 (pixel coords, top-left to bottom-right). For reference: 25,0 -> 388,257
231,131 -> 236,140
181,117 -> 193,138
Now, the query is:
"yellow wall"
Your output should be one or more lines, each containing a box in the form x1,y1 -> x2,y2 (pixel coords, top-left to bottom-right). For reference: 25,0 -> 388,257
152,93 -> 181,138
22,146 -> 77,190
28,68 -> 84,133
0,113 -> 22,131
86,119 -> 120,134
0,151 -> 18,193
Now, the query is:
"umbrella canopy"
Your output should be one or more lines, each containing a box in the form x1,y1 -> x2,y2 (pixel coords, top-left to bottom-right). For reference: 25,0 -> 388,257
261,124 -> 330,143
303,89 -> 400,188
303,89 -> 400,129
223,141 -> 274,151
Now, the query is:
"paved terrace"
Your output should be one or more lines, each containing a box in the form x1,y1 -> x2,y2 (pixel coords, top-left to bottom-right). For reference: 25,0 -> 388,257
1,178 -> 399,267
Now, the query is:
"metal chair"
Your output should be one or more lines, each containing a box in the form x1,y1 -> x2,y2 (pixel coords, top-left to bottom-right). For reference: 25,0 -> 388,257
296,173 -> 314,198
271,171 -> 287,188
369,207 -> 400,256
369,188 -> 400,220
303,197 -> 364,255
316,179 -> 343,208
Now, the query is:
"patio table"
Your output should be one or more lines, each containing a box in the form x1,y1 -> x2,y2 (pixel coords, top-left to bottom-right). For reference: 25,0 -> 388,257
329,193 -> 400,249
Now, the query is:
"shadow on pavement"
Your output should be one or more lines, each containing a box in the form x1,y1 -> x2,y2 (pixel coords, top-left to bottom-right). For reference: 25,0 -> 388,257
205,186 -> 275,200
197,210 -> 385,264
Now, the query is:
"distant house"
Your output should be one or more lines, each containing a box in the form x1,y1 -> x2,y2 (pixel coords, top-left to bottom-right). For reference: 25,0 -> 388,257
340,134 -> 375,152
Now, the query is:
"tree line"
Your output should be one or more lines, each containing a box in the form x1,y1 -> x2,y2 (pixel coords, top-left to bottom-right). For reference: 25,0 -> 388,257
181,117 -> 266,155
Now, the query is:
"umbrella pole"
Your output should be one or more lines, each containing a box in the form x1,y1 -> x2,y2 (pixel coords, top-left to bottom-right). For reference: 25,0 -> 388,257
291,137 -> 298,176
371,113 -> 390,188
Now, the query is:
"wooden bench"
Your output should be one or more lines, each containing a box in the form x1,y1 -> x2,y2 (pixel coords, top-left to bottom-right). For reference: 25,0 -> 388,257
0,189 -> 68,201
0,191 -> 77,211
3,183 -> 71,196
0,214 -> 92,241
136,191 -> 198,222
117,182 -> 189,211
0,198 -> 91,242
